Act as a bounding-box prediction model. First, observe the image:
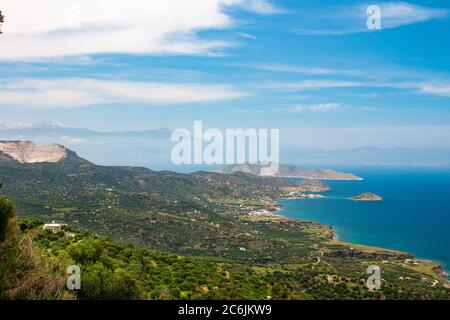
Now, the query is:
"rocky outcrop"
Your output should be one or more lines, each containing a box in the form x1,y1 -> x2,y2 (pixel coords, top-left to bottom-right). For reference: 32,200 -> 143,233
351,192 -> 383,202
296,179 -> 331,192
0,141 -> 89,164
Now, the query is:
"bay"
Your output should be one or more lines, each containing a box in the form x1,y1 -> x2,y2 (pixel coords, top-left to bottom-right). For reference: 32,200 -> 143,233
279,166 -> 450,274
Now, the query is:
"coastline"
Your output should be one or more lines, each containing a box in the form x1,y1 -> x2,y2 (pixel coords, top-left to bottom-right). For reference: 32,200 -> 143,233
274,198 -> 450,281
279,175 -> 364,181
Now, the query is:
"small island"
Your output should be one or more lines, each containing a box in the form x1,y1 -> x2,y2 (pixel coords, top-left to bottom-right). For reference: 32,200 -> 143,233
351,192 -> 383,202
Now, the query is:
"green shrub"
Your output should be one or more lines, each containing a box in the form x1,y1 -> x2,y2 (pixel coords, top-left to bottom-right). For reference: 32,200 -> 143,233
0,184 -> 15,241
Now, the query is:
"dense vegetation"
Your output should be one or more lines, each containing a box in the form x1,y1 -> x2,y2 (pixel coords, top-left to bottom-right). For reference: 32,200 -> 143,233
0,158 -> 449,300
2,217 -> 448,300
0,161 -> 293,256
0,186 -> 71,299
0,183 -> 14,241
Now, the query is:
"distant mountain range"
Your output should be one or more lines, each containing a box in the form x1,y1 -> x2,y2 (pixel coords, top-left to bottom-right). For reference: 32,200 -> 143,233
0,121 -> 172,138
284,146 -> 450,167
1,122 -> 450,168
216,163 -> 363,180
0,122 -> 174,169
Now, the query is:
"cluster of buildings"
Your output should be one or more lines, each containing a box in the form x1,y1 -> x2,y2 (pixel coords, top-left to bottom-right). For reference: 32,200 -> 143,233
248,209 -> 276,217
287,192 -> 324,199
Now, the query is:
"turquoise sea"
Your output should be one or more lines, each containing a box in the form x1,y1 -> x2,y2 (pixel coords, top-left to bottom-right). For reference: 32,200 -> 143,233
279,167 -> 450,275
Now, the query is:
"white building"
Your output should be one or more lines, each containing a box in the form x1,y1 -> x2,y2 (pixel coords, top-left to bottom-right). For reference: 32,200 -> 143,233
43,221 -> 62,233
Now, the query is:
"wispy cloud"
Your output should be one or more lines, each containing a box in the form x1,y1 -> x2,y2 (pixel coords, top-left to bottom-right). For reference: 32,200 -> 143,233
235,63 -> 361,76
264,78 -> 450,98
0,78 -> 249,109
294,2 -> 448,35
377,2 -> 448,28
265,80 -> 372,90
238,0 -> 284,15
288,103 -> 343,113
0,0 -> 279,60
61,136 -> 86,144
308,103 -> 343,113
415,83 -> 450,97
296,103 -> 343,113
275,103 -> 381,114
234,32 -> 257,39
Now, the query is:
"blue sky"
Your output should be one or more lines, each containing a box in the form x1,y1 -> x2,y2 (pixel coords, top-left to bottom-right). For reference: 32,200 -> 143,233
1,0 -> 450,149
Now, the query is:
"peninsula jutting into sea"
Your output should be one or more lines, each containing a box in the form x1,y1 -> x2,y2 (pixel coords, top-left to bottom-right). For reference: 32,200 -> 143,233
2,0 -> 450,304
0,141 -> 449,300
216,163 -> 363,180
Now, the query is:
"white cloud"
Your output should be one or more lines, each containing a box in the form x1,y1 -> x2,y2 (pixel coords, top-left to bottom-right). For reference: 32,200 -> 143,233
0,0 -> 279,60
240,0 -> 283,15
295,2 -> 448,35
287,103 -> 343,113
415,83 -> 450,97
266,80 -> 370,90
261,78 -> 450,100
61,136 -> 86,144
380,2 -> 448,28
0,78 -> 249,109
234,32 -> 257,39
274,103 -> 381,114
308,103 -> 342,113
265,79 -> 450,99
240,64 -> 353,75
391,81 -> 450,97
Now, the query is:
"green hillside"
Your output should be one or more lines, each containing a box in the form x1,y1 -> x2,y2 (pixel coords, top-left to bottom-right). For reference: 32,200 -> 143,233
0,158 -> 449,300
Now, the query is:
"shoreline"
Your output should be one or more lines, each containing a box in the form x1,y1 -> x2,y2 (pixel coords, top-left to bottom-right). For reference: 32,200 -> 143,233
274,198 -> 450,281
280,175 -> 364,181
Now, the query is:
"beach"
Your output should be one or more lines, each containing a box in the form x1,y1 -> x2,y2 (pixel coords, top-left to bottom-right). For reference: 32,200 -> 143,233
278,166 -> 450,277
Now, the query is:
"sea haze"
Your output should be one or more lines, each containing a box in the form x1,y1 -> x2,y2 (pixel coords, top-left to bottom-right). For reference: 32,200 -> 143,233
279,166 -> 450,274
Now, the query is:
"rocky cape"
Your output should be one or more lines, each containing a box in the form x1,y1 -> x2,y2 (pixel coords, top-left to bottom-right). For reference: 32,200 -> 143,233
216,163 -> 362,180
296,179 -> 331,192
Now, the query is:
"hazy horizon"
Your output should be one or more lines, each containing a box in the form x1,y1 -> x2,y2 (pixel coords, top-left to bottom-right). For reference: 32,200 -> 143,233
2,0 -> 450,152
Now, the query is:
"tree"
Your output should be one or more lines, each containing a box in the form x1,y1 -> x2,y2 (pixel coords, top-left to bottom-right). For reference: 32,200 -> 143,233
78,262 -> 142,300
0,183 -> 15,242
0,10 -> 4,34
67,237 -> 104,265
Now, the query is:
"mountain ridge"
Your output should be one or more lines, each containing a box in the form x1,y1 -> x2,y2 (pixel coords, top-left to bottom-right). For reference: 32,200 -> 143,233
216,163 -> 363,180
2,122 -> 450,167
1,140 -> 449,300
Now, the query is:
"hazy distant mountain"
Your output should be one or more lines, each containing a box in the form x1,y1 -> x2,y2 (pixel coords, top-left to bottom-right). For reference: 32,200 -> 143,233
284,146 -> 450,167
0,121 -> 172,139
216,163 -> 363,180
2,122 -> 450,168
0,123 -> 173,169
